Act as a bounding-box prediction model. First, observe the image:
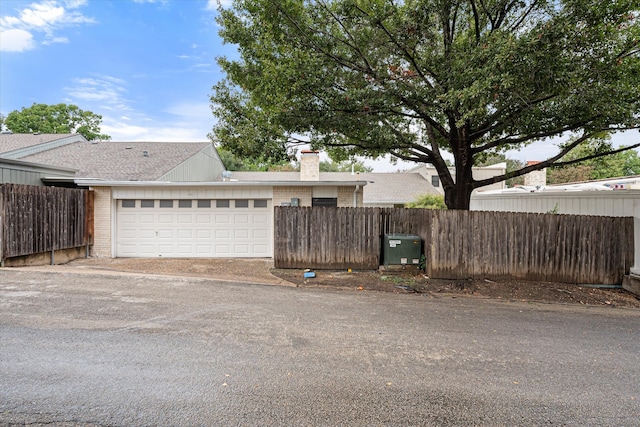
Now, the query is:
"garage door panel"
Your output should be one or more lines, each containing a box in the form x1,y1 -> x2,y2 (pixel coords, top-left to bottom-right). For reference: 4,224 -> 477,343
214,214 -> 230,224
234,214 -> 249,224
139,214 -> 156,223
116,199 -> 271,257
252,229 -> 268,239
234,229 -> 249,239
177,214 -> 193,224
196,215 -> 211,224
177,229 -> 192,238
215,244 -> 230,254
138,229 -> 156,239
196,229 -> 211,238
215,229 -> 230,239
119,213 -> 137,224
233,244 -> 250,254
252,244 -> 269,255
196,244 -> 212,254
252,214 -> 269,224
177,245 -> 193,254
158,229 -> 173,238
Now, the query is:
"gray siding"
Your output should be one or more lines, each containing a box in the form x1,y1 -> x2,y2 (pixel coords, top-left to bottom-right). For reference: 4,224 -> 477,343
470,190 -> 640,217
0,159 -> 76,186
158,145 -> 225,182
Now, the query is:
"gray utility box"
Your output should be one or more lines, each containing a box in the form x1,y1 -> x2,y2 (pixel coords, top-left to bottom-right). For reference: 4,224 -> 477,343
383,234 -> 422,265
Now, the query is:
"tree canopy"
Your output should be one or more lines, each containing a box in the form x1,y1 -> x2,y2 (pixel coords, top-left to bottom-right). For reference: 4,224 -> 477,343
4,103 -> 110,141
548,138 -> 640,184
211,0 -> 640,209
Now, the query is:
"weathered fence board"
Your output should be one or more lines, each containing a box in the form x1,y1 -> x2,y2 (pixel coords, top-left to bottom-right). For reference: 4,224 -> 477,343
274,207 -> 381,269
274,207 -> 633,284
1,184 -> 94,260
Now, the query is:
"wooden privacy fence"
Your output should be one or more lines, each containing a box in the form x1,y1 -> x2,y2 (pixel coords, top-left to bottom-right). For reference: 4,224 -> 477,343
274,207 -> 634,284
0,184 -> 94,262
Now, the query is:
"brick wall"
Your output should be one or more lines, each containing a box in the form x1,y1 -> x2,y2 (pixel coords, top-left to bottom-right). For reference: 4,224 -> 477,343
338,186 -> 363,207
273,186 -> 361,207
273,186 -> 313,206
91,186 -> 112,257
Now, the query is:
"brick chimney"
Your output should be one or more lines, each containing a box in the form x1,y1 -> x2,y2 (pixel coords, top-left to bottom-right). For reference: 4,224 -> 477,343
300,150 -> 320,181
524,161 -> 547,187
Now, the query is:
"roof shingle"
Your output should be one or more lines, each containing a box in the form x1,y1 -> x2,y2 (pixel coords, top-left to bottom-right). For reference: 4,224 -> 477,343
22,141 -> 212,181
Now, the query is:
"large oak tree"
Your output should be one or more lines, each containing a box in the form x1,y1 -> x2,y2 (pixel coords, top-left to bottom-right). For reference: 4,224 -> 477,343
5,103 -> 110,141
211,0 -> 640,209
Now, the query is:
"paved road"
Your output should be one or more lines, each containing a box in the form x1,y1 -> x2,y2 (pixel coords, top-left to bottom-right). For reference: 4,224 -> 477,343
1,269 -> 639,426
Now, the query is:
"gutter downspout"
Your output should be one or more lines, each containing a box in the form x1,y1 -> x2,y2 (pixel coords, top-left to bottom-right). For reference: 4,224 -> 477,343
353,184 -> 360,207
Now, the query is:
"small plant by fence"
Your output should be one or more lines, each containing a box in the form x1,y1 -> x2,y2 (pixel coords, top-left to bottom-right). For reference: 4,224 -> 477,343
0,184 -> 94,262
274,207 -> 633,284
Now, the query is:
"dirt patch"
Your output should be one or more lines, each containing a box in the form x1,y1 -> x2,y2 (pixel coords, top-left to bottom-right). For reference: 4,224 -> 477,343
66,257 -> 289,286
270,267 -> 640,309
64,257 -> 640,308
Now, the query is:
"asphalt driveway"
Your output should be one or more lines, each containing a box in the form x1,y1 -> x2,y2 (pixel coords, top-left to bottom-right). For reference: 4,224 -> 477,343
1,268 -> 639,426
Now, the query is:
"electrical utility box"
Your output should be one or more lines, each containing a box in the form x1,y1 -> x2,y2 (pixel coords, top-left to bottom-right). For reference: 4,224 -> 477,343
382,234 -> 422,266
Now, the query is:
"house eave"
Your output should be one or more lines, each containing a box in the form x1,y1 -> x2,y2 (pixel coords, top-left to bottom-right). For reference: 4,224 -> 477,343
75,179 -> 368,187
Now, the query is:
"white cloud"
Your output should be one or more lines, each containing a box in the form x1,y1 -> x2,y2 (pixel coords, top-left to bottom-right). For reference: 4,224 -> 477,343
0,29 -> 35,52
43,36 -> 69,45
100,101 -> 213,142
0,0 -> 94,51
20,3 -> 66,28
63,0 -> 88,8
206,0 -> 233,11
65,75 -> 129,105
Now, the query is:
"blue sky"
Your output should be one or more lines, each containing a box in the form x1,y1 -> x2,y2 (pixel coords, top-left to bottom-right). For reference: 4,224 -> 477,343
1,0 -> 637,172
1,0 -> 231,143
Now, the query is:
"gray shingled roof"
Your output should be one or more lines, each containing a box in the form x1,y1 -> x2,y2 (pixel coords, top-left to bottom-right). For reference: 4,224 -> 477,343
22,141 -> 212,181
230,171 -> 438,204
0,133 -> 72,152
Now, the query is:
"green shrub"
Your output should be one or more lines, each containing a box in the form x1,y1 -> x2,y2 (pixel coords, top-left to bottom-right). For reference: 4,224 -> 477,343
406,194 -> 447,210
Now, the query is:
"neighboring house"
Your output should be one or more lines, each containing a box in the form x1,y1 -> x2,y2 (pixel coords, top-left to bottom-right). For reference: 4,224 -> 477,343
0,132 -> 88,159
470,175 -> 640,216
0,136 -> 435,259
230,169 -> 437,208
407,162 -> 507,193
0,133 -> 82,185
470,176 -> 640,295
0,157 -> 76,186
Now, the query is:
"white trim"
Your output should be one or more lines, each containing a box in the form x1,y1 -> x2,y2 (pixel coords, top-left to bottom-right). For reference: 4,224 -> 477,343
76,179 -> 368,188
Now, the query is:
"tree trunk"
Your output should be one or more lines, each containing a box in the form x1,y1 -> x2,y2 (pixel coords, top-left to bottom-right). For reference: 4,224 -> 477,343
444,131 -> 475,210
444,181 -> 474,210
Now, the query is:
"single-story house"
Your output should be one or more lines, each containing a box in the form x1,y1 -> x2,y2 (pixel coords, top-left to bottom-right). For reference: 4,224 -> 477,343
407,162 -> 507,193
229,169 -> 439,208
470,175 -> 640,216
1,137 -> 370,258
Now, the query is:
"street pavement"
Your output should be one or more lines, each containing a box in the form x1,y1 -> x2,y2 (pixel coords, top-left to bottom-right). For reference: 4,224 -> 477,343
0,268 -> 639,426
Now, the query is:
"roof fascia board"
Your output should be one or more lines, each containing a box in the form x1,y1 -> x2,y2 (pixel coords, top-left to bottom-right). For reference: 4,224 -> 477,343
75,179 -> 368,187
0,157 -> 77,175
1,134 -> 88,159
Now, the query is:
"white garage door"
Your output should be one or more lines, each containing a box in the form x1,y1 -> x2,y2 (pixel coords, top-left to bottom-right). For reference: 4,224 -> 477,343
116,198 -> 271,257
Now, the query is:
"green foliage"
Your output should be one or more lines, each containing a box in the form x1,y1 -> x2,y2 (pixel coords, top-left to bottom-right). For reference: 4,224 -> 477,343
212,0 -> 640,209
406,194 -> 447,210
419,254 -> 426,271
4,103 -> 110,141
548,137 -> 640,184
319,159 -> 372,172
218,147 -> 294,171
